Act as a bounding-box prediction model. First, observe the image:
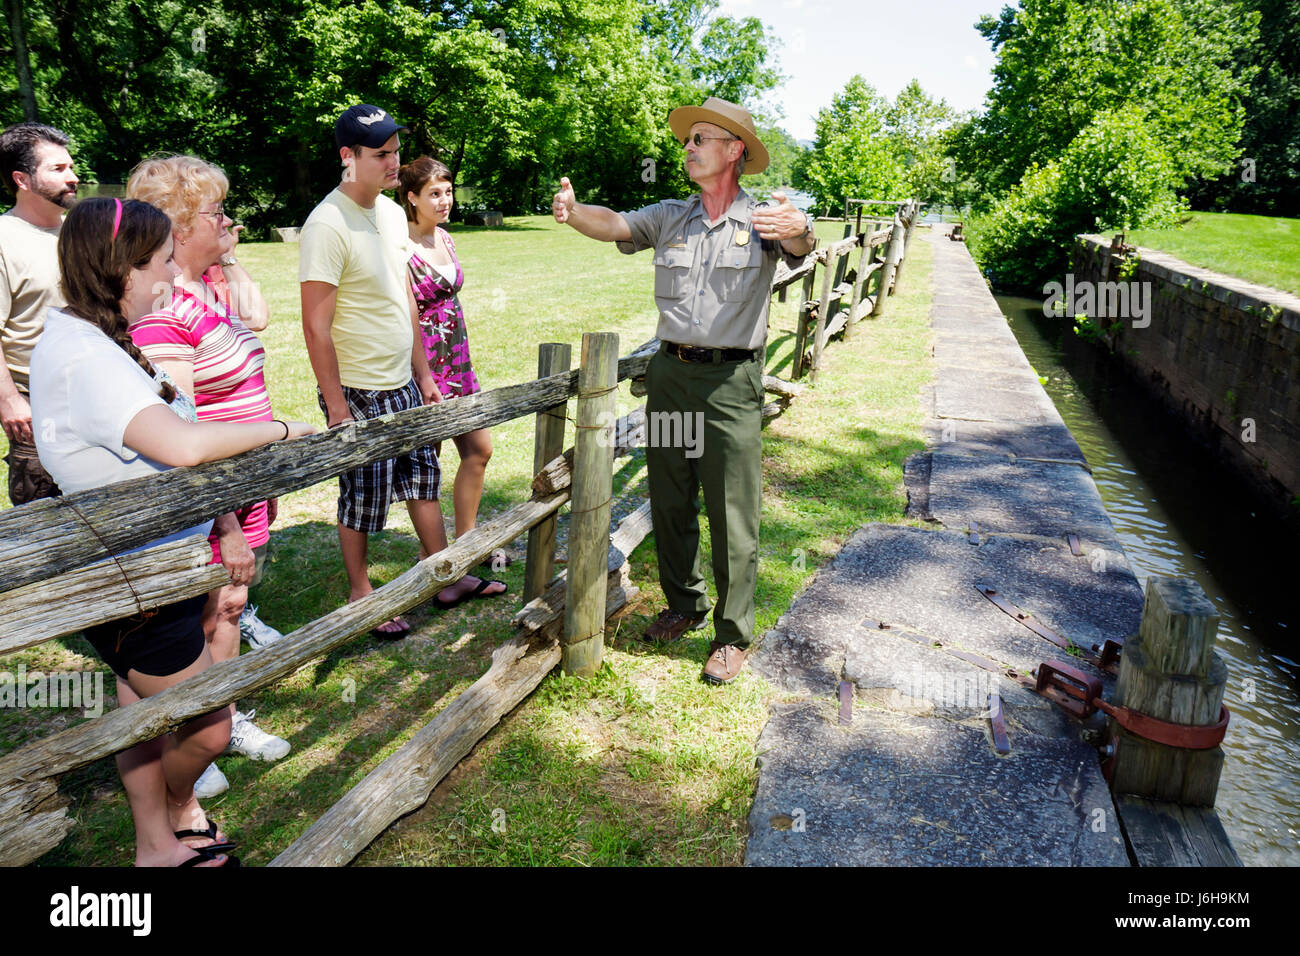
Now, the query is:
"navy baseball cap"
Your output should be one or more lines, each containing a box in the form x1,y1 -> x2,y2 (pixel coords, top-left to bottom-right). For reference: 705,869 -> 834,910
334,104 -> 408,150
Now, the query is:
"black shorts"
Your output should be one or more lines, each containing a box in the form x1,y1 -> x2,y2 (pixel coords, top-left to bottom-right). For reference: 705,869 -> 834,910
83,595 -> 207,681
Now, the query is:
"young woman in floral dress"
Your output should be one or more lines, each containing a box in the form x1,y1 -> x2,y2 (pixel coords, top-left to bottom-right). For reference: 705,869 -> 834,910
399,156 -> 505,606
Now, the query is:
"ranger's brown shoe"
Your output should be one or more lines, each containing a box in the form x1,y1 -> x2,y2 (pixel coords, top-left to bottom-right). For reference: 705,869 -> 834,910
642,608 -> 709,642
701,641 -> 750,684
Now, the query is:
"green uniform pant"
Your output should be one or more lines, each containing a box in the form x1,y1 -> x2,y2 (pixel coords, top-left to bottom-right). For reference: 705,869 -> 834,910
645,347 -> 764,648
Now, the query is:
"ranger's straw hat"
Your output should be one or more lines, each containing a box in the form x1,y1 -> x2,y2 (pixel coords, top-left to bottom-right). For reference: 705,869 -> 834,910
668,97 -> 769,175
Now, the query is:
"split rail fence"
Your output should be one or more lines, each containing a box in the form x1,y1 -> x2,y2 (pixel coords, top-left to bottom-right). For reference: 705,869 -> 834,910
0,198 -> 920,866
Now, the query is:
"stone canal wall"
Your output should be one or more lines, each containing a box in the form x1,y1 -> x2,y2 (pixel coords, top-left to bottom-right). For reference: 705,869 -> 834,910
1073,236 -> 1300,513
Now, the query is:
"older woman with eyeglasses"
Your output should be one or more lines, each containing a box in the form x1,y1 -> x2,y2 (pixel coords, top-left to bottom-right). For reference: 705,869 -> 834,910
125,155 -> 289,799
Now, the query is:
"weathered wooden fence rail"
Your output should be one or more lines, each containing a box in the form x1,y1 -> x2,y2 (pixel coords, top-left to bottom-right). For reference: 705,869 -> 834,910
0,200 -> 923,865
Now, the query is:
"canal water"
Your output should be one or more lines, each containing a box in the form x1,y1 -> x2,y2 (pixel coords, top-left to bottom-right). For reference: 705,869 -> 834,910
997,295 -> 1298,867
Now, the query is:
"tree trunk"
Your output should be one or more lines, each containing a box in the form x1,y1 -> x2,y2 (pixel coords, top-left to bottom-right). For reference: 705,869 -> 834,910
5,0 -> 38,121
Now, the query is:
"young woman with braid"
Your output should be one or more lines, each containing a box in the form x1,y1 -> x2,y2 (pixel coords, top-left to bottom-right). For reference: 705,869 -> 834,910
29,198 -> 315,867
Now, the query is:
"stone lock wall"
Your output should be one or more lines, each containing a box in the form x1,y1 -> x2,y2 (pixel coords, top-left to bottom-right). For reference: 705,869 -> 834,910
1073,235 -> 1300,513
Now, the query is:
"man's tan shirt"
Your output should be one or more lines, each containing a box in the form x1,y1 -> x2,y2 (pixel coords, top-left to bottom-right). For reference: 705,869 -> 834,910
0,210 -> 64,394
617,188 -> 811,350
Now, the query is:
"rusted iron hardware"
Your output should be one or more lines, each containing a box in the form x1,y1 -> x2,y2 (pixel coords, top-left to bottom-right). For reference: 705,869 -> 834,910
975,584 -> 1118,673
1095,638 -> 1124,669
1035,659 -> 1230,749
988,692 -> 1011,754
838,680 -> 853,726
1035,660 -> 1103,719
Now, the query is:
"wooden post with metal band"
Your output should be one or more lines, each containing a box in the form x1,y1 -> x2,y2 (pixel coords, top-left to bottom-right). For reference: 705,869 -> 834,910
1107,576 -> 1230,806
524,342 -> 572,602
562,332 -> 618,676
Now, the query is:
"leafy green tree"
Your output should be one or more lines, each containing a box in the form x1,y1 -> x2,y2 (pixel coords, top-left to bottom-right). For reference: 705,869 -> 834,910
1,0 -> 785,223
797,75 -> 906,215
1184,0 -> 1299,216
932,115 -> 981,214
972,105 -> 1185,289
965,0 -> 1256,202
745,125 -> 805,197
885,78 -> 955,204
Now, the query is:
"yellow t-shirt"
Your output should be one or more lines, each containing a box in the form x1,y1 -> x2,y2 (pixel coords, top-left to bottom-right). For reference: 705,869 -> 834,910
0,210 -> 65,394
298,189 -> 413,391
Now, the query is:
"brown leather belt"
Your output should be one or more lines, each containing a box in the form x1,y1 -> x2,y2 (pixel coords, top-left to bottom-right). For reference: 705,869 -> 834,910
664,341 -> 761,364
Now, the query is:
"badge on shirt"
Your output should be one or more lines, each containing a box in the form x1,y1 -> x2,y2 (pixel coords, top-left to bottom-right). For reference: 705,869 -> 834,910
734,230 -> 750,246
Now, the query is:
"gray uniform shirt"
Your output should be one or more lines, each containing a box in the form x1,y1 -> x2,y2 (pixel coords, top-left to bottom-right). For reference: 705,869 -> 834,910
617,188 -> 811,350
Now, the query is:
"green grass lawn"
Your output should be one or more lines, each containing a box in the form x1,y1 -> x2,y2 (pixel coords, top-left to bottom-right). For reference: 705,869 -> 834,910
1,217 -> 934,866
1124,211 -> 1300,296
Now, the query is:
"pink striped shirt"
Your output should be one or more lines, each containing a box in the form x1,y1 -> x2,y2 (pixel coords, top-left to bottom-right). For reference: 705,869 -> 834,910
132,280 -> 272,555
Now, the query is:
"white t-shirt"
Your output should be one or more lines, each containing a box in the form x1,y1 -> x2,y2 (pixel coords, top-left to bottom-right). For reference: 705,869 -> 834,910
29,308 -> 212,546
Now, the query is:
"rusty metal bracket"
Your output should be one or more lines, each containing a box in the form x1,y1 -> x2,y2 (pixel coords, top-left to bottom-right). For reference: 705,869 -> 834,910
1095,638 -> 1124,669
975,584 -> 1116,673
1036,660 -> 1230,749
1035,660 -> 1103,719
988,693 -> 1010,754
838,681 -> 853,726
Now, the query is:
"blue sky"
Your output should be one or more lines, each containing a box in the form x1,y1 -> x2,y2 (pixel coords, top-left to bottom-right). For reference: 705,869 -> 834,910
714,0 -> 1003,140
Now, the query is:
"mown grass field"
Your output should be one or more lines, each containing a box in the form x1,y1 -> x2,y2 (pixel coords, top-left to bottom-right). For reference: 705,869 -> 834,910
1,216 -> 934,866
1121,211 -> 1300,296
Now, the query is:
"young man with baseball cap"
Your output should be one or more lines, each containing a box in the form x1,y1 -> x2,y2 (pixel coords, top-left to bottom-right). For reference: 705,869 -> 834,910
553,97 -> 815,683
300,104 -> 500,635
0,122 -> 78,505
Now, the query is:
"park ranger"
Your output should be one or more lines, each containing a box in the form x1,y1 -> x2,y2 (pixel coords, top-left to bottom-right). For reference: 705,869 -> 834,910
553,96 -> 815,683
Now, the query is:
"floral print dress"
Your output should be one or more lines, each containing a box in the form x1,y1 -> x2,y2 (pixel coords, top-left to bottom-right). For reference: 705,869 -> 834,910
407,229 -> 481,399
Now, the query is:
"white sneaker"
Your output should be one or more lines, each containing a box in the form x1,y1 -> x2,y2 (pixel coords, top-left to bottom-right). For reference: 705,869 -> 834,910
227,710 -> 291,761
194,762 -> 229,799
239,603 -> 284,650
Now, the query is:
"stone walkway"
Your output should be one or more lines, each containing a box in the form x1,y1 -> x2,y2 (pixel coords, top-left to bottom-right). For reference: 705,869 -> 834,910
745,226 -> 1141,866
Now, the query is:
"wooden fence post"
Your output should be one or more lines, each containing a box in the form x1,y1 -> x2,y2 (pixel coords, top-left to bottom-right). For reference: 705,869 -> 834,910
844,237 -> 872,339
892,200 -> 918,295
562,332 -> 618,676
1108,576 -> 1229,806
809,247 -> 840,382
792,267 -> 817,380
524,343 -> 572,602
871,218 -> 905,316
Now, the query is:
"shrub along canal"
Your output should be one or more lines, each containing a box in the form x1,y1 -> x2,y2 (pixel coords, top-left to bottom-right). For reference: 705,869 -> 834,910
997,295 -> 1298,867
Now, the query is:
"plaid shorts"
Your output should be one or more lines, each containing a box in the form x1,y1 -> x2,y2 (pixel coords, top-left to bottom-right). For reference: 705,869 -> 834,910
318,380 -> 440,532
